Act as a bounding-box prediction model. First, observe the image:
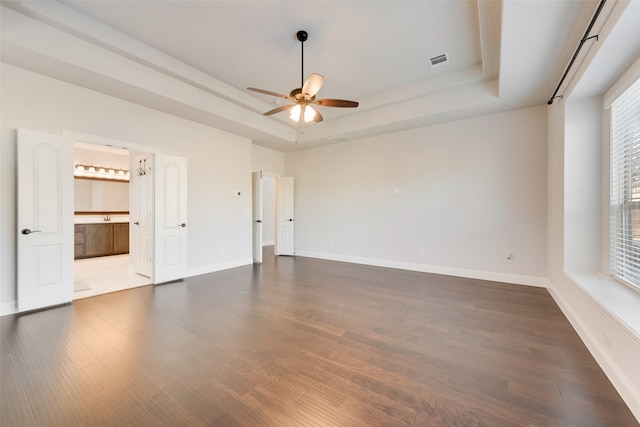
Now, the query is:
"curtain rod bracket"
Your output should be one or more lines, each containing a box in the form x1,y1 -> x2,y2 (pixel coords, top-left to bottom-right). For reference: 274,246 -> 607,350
547,95 -> 563,105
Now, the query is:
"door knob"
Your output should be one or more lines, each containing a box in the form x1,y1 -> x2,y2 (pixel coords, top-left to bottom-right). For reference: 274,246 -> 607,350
134,222 -> 139,225
255,220 -> 262,223
180,223 -> 186,228
21,228 -> 41,235
288,219 -> 293,222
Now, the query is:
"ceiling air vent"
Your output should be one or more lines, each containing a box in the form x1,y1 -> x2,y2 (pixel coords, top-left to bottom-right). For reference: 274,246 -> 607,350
429,53 -> 449,68
326,135 -> 351,144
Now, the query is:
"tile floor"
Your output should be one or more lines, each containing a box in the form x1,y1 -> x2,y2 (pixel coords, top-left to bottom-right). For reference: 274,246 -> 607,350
74,254 -> 152,299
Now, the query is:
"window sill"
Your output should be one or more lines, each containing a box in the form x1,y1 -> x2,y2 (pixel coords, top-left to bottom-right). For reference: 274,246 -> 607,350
566,271 -> 640,344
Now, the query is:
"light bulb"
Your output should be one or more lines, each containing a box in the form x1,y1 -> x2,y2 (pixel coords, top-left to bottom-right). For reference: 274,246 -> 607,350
304,106 -> 316,122
290,104 -> 301,121
290,104 -> 316,123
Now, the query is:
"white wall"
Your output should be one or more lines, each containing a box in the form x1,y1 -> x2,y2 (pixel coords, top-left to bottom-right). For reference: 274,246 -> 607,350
564,97 -> 604,273
285,106 -> 548,285
252,144 -> 285,177
1,63 -> 253,314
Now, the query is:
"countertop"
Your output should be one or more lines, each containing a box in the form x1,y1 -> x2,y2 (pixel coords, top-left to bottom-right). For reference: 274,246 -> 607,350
74,215 -> 130,224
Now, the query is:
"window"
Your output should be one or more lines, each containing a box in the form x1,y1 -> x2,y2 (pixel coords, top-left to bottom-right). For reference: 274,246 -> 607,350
610,77 -> 640,290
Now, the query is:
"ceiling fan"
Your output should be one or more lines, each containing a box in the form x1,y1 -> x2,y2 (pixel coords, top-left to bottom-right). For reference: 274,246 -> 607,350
247,30 -> 359,124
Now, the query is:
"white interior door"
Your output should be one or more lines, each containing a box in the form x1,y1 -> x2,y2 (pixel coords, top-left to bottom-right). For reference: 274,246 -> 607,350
131,154 -> 153,278
17,129 -> 74,312
154,154 -> 188,283
252,171 -> 263,263
275,176 -> 295,256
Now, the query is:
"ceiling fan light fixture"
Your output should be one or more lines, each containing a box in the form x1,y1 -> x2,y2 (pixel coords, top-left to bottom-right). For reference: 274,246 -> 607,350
290,104 -> 316,122
247,30 -> 358,129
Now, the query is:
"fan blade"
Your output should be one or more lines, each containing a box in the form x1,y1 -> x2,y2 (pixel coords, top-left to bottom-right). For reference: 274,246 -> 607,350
313,109 -> 324,122
247,87 -> 290,99
263,104 -> 295,116
302,73 -> 324,97
314,99 -> 359,108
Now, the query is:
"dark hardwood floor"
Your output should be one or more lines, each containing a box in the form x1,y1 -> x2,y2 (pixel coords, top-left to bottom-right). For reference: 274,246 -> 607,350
2,247 -> 638,426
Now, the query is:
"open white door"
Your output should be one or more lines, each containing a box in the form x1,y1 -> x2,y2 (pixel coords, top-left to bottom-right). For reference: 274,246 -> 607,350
154,154 -> 187,283
131,154 -> 153,278
17,129 -> 74,312
275,176 -> 295,256
252,171 -> 263,263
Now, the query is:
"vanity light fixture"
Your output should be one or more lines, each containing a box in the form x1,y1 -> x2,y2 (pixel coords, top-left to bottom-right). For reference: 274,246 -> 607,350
74,164 -> 129,181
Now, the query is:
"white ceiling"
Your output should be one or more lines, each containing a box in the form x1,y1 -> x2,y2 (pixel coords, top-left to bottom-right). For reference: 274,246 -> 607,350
0,0 -> 629,152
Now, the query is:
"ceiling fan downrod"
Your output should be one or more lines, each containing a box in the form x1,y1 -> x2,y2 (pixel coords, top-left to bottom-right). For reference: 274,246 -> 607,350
297,30 -> 307,88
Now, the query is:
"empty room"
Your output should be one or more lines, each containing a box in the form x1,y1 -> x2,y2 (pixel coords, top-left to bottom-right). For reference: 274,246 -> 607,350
1,1 -> 640,425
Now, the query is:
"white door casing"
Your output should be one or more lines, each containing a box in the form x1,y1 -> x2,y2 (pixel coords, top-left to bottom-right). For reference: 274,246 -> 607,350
276,176 -> 295,256
252,171 -> 263,263
17,129 -> 74,312
131,154 -> 153,278
154,154 -> 187,283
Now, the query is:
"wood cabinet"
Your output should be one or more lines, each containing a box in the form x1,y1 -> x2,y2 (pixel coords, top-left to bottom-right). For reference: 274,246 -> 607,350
74,223 -> 129,259
113,223 -> 130,255
85,223 -> 114,257
74,224 -> 85,258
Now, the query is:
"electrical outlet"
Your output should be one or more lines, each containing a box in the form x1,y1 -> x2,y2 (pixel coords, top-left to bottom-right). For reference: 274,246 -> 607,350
419,248 -> 425,256
330,241 -> 334,248
505,253 -> 513,263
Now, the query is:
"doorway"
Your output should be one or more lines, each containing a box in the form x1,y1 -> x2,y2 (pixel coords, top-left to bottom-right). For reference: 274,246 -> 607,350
72,141 -> 151,299
17,129 -> 187,311
252,173 -> 277,263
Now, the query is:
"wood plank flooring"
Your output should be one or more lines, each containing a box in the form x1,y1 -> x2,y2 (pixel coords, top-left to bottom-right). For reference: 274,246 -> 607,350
2,246 -> 638,426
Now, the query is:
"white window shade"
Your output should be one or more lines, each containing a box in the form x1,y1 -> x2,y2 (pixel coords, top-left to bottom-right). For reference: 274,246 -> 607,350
610,77 -> 640,290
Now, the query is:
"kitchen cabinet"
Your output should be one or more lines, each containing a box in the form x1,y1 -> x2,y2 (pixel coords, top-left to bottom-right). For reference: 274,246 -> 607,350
74,222 -> 129,259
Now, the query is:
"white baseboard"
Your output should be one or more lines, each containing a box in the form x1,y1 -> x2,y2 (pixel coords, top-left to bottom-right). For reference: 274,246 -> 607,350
1,300 -> 17,316
262,240 -> 275,246
186,258 -> 253,278
295,251 -> 548,288
547,279 -> 640,422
